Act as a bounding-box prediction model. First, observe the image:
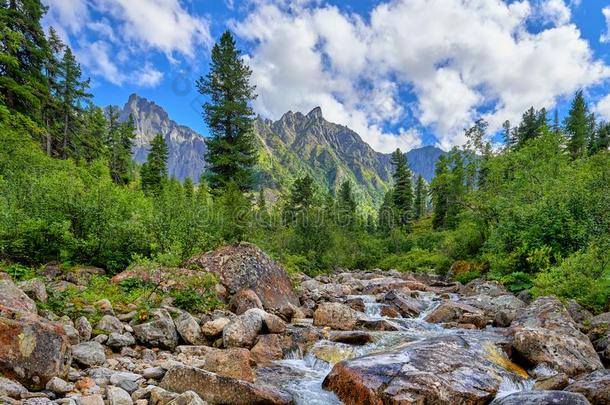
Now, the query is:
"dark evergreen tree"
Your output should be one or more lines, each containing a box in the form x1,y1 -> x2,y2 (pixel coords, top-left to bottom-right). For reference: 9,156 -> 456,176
502,120 -> 514,150
378,190 -> 397,233
106,107 -> 135,185
141,134 -> 168,195
284,175 -> 316,223
337,180 -> 357,228
446,149 -> 465,229
389,148 -> 413,226
80,103 -> 107,161
413,175 -> 427,220
515,107 -> 547,146
591,122 -> 610,154
0,0 -> 49,118
431,155 -> 450,229
57,47 -> 91,158
565,90 -> 591,159
196,30 -> 257,192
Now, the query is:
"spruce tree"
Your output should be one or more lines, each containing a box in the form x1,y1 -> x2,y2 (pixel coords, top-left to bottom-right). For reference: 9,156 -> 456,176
196,30 -> 257,192
337,180 -> 357,228
141,134 -> 168,195
57,47 -> 91,158
431,155 -> 449,229
413,175 -> 427,220
107,107 -> 135,185
284,175 -> 316,223
378,190 -> 397,233
565,90 -> 590,159
515,107 -> 547,146
390,148 -> 413,226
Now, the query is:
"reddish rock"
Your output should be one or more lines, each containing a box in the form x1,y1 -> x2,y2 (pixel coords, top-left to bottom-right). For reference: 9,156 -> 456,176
0,280 -> 37,314
199,348 -> 255,382
511,296 -> 603,377
424,300 -> 487,328
160,365 -> 293,405
565,369 -> 610,405
313,303 -> 358,331
229,289 -> 263,315
250,335 -> 283,365
0,305 -> 71,390
184,243 -> 299,313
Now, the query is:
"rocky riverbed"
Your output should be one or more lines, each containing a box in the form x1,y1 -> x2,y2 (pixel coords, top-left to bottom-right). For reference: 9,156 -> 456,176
0,243 -> 609,405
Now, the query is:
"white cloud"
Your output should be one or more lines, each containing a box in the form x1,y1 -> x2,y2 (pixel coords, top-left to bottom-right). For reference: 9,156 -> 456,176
93,0 -> 212,58
601,6 -> 610,43
131,64 -> 164,87
236,0 -> 610,151
537,0 -> 571,25
594,94 -> 610,121
42,0 -> 211,88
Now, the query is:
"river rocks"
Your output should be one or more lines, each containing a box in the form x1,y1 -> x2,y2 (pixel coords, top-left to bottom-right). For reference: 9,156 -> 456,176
160,365 -> 293,405
299,280 -> 352,302
461,294 -> 526,327
18,278 -> 48,303
96,315 -> 123,335
76,394 -> 105,405
423,300 -> 487,328
201,317 -> 230,339
313,302 -> 358,330
184,243 -> 299,313
0,279 -> 38,313
0,305 -> 71,389
133,309 -> 179,350
511,296 -> 603,377
174,312 -> 202,345
223,311 -> 264,348
229,289 -> 263,315
46,377 -> 74,394
0,377 -> 27,398
360,277 -> 414,295
382,290 -> 425,317
72,341 -> 106,367
106,386 -> 132,405
106,332 -> 136,348
323,334 -> 525,405
564,369 -> 610,405
166,391 -> 206,405
461,279 -> 508,297
198,348 -> 255,382
250,334 -> 283,364
329,331 -> 373,345
490,391 -> 590,405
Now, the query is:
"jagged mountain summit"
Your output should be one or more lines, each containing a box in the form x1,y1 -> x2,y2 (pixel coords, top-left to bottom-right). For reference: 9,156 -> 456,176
120,95 -> 445,205
120,94 -> 207,181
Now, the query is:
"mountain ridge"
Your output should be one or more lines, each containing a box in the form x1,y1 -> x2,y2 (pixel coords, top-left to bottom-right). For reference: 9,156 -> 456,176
120,94 -> 445,206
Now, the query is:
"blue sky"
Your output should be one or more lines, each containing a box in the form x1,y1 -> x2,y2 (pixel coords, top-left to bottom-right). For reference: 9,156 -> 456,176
43,0 -> 610,152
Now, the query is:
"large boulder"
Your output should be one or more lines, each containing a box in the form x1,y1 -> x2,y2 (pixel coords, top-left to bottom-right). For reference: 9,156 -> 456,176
0,305 -> 71,390
18,279 -> 48,303
423,300 -> 487,328
223,308 -> 285,348
229,289 -> 264,315
160,365 -> 293,405
198,348 -> 255,382
461,279 -> 508,297
322,334 -> 528,405
72,341 -> 106,367
382,290 -> 426,318
0,279 -> 37,314
313,303 -> 358,331
510,297 -> 603,377
174,312 -> 202,345
132,309 -> 179,350
183,243 -> 299,313
489,391 -> 590,405
461,294 -> 526,327
564,369 -> 610,405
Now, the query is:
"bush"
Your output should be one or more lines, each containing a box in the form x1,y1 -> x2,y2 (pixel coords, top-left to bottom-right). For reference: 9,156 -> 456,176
531,245 -> 610,313
455,270 -> 481,284
377,248 -> 452,274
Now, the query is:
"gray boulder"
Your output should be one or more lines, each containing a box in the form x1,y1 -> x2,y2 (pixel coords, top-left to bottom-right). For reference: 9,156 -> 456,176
174,312 -> 202,345
133,309 -> 179,350
490,391 -> 590,404
72,341 -> 106,367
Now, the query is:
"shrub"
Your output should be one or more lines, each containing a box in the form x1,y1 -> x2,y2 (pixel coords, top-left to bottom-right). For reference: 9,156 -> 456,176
377,248 -> 452,274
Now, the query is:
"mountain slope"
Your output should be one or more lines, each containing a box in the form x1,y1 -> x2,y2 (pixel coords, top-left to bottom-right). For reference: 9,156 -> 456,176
120,95 -> 445,207
120,94 -> 206,181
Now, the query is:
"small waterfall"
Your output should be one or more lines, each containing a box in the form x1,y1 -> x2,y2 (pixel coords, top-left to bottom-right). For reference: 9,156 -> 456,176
496,376 -> 535,398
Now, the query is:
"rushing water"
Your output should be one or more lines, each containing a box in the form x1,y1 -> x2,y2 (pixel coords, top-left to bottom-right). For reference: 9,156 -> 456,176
258,290 -> 530,405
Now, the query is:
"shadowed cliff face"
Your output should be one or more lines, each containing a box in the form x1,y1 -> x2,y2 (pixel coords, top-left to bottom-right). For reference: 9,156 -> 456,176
119,95 -> 444,204
120,94 -> 207,182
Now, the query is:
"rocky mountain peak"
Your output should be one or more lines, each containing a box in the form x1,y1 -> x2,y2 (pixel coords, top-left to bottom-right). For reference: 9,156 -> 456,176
306,106 -> 323,120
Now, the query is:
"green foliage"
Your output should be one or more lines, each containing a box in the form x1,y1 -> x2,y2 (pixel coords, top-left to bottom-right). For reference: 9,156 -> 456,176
455,270 -> 482,285
378,248 -> 452,274
531,244 -> 610,313
0,263 -> 38,281
141,134 -> 168,195
197,30 -> 257,192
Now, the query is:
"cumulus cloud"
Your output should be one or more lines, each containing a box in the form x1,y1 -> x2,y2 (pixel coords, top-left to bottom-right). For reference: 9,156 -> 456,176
42,0 -> 211,87
594,94 -> 610,121
235,0 -> 610,151
601,6 -> 610,43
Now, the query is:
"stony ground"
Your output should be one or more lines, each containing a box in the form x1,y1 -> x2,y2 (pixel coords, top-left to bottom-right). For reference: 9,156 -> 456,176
0,243 -> 609,405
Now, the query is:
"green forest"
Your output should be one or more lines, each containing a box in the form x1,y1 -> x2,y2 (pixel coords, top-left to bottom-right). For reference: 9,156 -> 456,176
1,2 -> 609,314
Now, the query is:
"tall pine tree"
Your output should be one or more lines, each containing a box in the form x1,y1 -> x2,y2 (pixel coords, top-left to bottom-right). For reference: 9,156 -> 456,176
431,155 -> 450,229
141,134 -> 168,195
413,175 -> 427,220
197,30 -> 257,192
565,90 -> 591,159
390,148 -> 413,227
